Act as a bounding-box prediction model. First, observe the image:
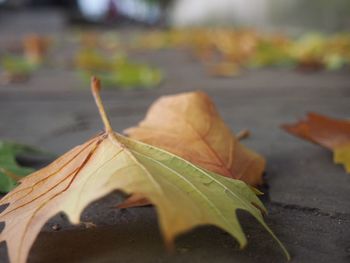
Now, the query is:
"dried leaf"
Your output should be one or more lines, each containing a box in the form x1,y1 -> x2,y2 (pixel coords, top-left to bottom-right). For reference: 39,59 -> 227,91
0,78 -> 289,263
282,112 -> 350,173
125,91 -> 265,186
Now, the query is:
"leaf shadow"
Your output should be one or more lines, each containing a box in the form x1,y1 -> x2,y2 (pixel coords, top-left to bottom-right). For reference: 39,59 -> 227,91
24,191 -> 286,263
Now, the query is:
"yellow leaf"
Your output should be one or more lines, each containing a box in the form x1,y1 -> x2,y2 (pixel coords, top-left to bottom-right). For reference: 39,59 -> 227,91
0,78 -> 289,263
334,144 -> 350,173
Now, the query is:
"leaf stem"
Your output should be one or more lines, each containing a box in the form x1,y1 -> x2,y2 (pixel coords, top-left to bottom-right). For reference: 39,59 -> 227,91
91,76 -> 113,133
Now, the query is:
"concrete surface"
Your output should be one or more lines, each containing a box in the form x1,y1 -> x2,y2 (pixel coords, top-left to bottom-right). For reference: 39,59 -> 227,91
0,9 -> 350,263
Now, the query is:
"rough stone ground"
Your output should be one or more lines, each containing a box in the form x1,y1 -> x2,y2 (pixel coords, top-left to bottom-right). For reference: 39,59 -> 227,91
0,9 -> 350,263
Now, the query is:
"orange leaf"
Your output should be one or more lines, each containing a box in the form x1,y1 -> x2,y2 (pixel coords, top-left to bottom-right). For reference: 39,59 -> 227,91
125,91 -> 265,185
282,112 -> 350,173
23,34 -> 50,65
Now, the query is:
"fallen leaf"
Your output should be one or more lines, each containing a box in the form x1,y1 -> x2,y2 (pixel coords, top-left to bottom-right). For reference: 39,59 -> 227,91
125,91 -> 265,186
75,49 -> 113,72
23,34 -> 50,65
134,29 -> 350,73
0,141 -> 42,192
282,112 -> 350,173
334,145 -> 350,172
249,36 -> 294,68
75,49 -> 162,89
1,55 -> 37,84
0,77 -> 289,263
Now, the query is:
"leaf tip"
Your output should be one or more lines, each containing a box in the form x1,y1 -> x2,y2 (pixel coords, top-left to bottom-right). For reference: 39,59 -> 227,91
91,76 -> 101,93
238,240 -> 247,250
164,238 -> 175,253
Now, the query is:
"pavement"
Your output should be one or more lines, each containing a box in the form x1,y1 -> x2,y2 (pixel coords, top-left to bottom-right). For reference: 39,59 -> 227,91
0,9 -> 350,263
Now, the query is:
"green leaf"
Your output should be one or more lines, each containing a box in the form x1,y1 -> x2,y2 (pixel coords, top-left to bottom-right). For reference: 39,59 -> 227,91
116,134 -> 290,260
75,49 -> 114,71
75,49 -> 162,89
249,40 -> 295,68
324,53 -> 347,70
1,55 -> 37,75
0,141 -> 43,192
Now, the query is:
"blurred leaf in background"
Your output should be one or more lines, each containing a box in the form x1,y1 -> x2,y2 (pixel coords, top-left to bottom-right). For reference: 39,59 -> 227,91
0,34 -> 50,84
249,35 -> 295,68
133,29 -> 350,76
23,34 -> 51,65
291,33 -> 327,70
75,48 -> 162,89
0,55 -> 38,84
291,33 -> 350,70
324,33 -> 350,70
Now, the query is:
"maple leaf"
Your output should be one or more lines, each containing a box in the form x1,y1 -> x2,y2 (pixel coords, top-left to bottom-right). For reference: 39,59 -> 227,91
282,112 -> 350,173
0,141 -> 43,193
125,91 -> 265,186
0,78 -> 289,263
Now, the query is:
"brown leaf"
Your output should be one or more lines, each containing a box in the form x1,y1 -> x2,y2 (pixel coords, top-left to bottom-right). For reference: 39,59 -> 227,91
282,112 -> 350,149
282,112 -> 350,173
125,91 -> 265,185
23,34 -> 50,64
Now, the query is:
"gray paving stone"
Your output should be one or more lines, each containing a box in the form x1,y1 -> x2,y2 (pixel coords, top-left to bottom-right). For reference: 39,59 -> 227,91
23,193 -> 350,263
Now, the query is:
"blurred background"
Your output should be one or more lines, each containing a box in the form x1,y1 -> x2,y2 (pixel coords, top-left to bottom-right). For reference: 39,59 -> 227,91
1,0 -> 350,30
1,0 -> 350,88
0,0 -> 349,153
